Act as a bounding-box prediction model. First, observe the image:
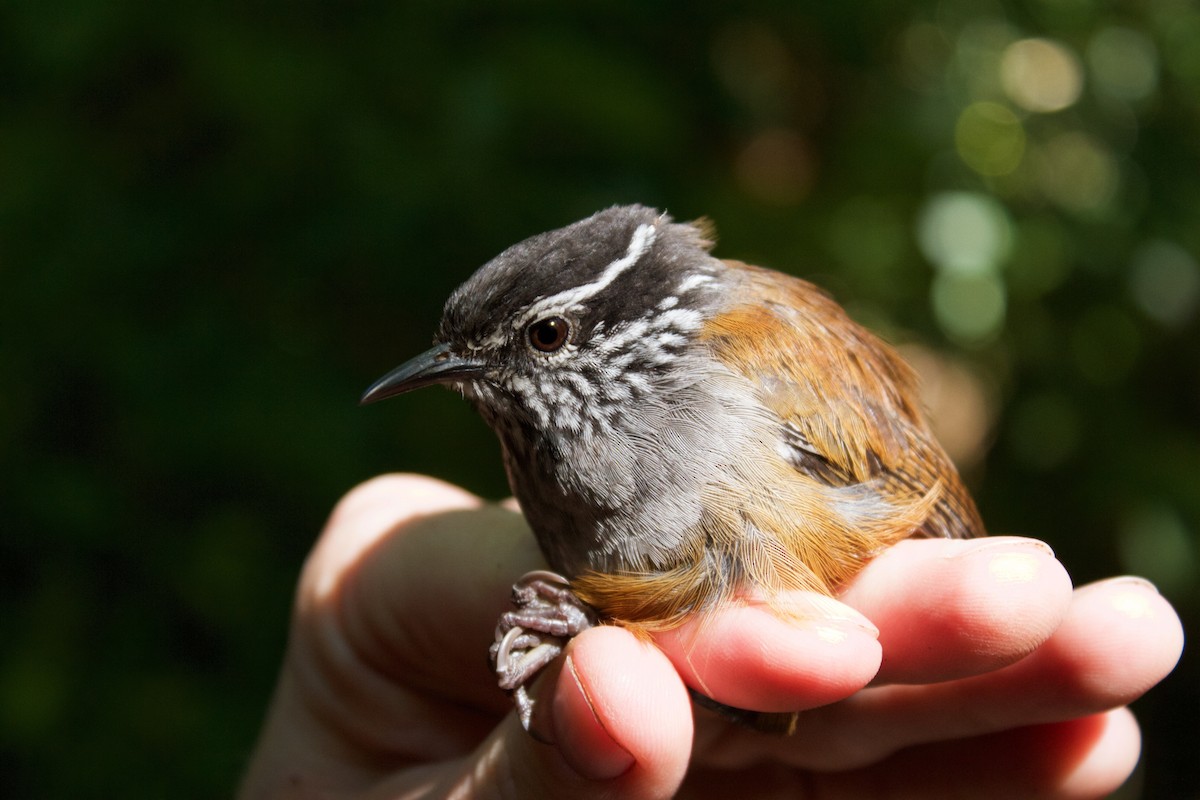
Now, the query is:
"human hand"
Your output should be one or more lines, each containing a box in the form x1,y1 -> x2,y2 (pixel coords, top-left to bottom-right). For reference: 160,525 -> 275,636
238,474 -> 1183,799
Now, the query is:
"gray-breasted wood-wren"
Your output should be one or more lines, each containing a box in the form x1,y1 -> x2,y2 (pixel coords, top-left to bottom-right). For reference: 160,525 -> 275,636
362,205 -> 984,734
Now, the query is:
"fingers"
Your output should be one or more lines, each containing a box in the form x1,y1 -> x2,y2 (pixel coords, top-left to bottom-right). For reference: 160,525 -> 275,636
241,474 -> 547,800
366,625 -> 693,800
680,710 -> 1140,799
286,475 -> 542,755
342,490 -> 541,709
647,535 -> 1070,717
703,575 -> 1177,774
831,576 -> 1181,757
540,626 -> 693,796
804,708 -> 1143,800
653,596 -> 883,713
285,475 -> 697,800
840,536 -> 1074,684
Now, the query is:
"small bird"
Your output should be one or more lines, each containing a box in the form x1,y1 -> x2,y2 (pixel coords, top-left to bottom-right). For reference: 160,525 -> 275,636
362,205 -> 985,734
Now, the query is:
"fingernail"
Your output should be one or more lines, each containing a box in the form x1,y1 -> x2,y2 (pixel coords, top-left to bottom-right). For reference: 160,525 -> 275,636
1073,577 -> 1163,620
988,551 -> 1042,584
1111,590 -> 1157,619
554,655 -> 635,780
944,537 -> 1058,585
1106,575 -> 1160,594
944,536 -> 1056,560
816,613 -> 880,639
1100,577 -> 1163,620
799,593 -> 880,637
812,624 -> 851,644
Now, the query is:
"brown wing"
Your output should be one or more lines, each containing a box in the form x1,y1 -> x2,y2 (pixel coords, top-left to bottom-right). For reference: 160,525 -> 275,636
704,260 -> 985,543
573,260 -> 984,633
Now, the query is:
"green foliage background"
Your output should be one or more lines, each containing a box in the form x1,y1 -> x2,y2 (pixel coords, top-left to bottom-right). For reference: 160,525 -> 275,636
3,1 -> 1196,796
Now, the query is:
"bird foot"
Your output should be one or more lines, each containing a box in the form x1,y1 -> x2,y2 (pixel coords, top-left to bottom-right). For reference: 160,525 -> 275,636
490,569 -> 598,730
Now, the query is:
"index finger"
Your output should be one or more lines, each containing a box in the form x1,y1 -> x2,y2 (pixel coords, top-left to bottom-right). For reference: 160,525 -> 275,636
652,592 -> 884,715
297,474 -> 545,712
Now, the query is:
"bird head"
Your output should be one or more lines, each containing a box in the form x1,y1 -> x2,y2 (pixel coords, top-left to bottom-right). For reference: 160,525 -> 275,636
361,205 -> 722,439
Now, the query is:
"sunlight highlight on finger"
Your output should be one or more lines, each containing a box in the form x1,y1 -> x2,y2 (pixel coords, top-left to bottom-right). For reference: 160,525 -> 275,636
840,537 -> 1072,685
306,474 -> 482,603
751,575 -> 1181,774
655,597 -> 882,712
987,551 -> 1041,583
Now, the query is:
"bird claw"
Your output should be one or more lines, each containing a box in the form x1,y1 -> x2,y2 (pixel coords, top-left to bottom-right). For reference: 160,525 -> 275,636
491,569 -> 598,730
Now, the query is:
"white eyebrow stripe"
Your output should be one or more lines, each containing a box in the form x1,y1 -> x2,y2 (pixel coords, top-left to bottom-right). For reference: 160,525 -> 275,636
518,222 -> 658,325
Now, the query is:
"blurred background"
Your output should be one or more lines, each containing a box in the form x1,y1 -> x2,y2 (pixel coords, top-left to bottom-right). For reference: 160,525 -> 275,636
3,0 -> 1196,796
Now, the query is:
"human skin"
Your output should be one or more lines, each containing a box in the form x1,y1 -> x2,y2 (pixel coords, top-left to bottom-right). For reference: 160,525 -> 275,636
238,474 -> 1183,800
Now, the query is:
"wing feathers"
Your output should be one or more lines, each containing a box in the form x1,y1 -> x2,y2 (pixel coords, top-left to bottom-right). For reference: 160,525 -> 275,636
575,260 -> 984,629
705,261 -> 985,544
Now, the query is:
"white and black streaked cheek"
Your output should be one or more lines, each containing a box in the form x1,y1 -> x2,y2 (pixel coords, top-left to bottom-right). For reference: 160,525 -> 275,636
463,380 -> 520,427
493,306 -> 708,437
504,373 -> 555,430
559,368 -> 598,403
492,364 -> 605,438
589,305 -> 705,378
456,378 -> 489,403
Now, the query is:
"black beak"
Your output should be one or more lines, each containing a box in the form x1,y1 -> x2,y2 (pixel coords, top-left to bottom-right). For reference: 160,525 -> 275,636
360,344 -> 485,405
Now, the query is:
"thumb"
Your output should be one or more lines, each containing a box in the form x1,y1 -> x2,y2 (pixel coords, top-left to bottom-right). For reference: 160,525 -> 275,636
439,626 -> 693,800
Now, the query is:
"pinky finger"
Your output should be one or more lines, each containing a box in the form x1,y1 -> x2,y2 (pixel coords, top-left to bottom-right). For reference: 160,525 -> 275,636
819,708 -> 1141,800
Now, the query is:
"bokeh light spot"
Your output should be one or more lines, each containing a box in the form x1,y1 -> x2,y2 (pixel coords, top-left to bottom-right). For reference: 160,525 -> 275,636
1036,131 -> 1118,214
1001,38 -> 1084,112
931,272 -> 1007,344
1118,503 -> 1196,596
1128,239 -> 1200,328
733,129 -> 815,205
1088,26 -> 1159,102
899,345 -> 995,469
955,101 -> 1026,176
917,191 -> 1013,276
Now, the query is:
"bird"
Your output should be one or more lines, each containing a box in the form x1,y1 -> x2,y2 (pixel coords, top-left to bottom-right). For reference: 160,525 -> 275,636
361,204 -> 985,734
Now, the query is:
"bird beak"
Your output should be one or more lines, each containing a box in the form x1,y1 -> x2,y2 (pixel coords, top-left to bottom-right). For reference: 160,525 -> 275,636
360,344 -> 486,405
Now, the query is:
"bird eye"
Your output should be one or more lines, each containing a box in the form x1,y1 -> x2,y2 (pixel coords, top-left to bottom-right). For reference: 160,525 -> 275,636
527,316 -> 570,353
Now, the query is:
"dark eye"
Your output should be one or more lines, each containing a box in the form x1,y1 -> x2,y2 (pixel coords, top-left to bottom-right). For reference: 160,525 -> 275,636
527,316 -> 570,352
